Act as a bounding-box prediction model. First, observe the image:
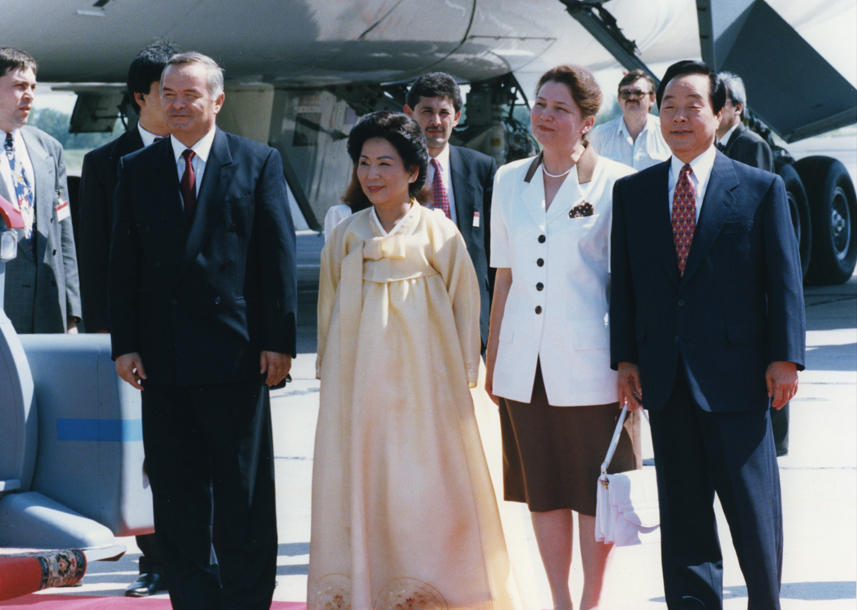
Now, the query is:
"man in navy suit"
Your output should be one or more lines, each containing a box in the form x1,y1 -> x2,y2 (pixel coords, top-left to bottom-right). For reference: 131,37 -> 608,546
109,52 -> 296,610
610,61 -> 805,610
404,72 -> 496,348
78,43 -> 177,597
715,72 -> 774,173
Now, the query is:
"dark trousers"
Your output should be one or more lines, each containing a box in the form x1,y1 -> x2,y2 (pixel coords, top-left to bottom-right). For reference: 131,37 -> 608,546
136,533 -> 163,576
648,368 -> 783,610
142,380 -> 278,610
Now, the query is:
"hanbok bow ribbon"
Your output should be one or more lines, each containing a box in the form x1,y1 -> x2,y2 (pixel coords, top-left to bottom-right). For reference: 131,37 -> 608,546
363,236 -> 407,260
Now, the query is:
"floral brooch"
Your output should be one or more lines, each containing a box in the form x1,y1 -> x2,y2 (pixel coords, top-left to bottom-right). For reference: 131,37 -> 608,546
569,202 -> 593,218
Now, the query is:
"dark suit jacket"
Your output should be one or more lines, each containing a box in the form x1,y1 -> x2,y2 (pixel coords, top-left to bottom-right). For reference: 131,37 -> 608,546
78,126 -> 144,332
610,151 -> 805,412
449,145 -> 496,348
109,128 -> 297,385
722,123 -> 773,172
2,126 -> 81,333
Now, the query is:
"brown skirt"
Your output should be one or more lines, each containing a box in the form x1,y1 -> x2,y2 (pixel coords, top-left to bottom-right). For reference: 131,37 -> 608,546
500,362 -> 641,515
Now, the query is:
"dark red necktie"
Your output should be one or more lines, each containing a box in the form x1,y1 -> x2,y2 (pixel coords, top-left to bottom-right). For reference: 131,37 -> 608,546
430,158 -> 451,219
671,163 -> 696,276
181,149 -> 196,221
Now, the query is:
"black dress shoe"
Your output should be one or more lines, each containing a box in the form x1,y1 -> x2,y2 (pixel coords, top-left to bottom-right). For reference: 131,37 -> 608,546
125,572 -> 168,597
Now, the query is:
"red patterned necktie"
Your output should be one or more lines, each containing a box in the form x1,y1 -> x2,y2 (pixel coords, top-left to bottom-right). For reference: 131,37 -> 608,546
181,149 -> 196,221
430,158 -> 451,219
671,163 -> 697,276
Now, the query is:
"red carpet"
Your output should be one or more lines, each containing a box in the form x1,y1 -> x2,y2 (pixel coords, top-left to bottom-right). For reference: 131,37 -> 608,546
0,596 -> 305,609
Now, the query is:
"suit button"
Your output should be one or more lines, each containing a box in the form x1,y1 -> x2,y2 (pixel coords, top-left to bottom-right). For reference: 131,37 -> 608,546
52,249 -> 57,255
678,299 -> 685,307
535,306 -> 542,314
537,258 -> 544,267
145,226 -> 151,232
538,235 -> 546,243
536,282 -> 544,291
171,298 -> 177,305
155,261 -> 161,268
214,297 -> 221,305
674,336 -> 679,343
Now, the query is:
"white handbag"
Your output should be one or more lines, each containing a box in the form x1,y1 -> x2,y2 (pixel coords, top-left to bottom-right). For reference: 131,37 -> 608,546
594,404 -> 660,546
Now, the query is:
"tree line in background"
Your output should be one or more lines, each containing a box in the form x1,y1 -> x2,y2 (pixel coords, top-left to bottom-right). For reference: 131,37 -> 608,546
28,108 -> 121,151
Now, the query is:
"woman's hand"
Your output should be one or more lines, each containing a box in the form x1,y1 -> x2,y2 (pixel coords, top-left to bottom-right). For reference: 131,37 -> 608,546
485,268 -> 512,406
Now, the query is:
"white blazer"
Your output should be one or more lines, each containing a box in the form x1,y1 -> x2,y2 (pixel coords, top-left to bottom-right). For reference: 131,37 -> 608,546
490,148 -> 634,406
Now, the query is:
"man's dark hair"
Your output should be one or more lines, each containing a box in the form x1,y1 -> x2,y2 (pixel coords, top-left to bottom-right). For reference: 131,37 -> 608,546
405,72 -> 463,113
0,47 -> 37,78
343,111 -> 429,211
618,69 -> 655,95
127,41 -> 179,114
656,60 -> 726,114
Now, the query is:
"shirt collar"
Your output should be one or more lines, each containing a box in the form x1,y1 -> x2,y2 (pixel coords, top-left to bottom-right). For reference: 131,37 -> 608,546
719,122 -> 739,148
670,144 -> 717,182
431,145 -> 451,172
137,123 -> 164,148
170,127 -> 216,164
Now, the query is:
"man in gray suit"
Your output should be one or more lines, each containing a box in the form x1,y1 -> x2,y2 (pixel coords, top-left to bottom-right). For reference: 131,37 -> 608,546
0,47 -> 80,334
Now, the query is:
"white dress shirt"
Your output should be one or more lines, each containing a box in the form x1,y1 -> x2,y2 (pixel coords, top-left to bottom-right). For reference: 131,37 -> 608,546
718,123 -> 739,149
589,113 -> 671,170
668,145 -> 717,222
427,145 -> 456,220
138,123 -> 162,147
490,153 -> 635,406
170,128 -> 216,201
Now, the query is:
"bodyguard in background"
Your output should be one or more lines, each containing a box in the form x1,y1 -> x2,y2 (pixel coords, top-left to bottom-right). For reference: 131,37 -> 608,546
404,72 -> 496,349
109,52 -> 296,609
715,71 -> 790,457
78,41 -> 178,598
611,60 -> 804,609
0,47 -> 80,334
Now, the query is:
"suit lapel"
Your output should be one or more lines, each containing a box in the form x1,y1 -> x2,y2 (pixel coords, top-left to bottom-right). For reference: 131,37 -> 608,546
521,153 -> 547,229
448,146 -> 473,231
19,128 -> 52,263
177,129 -> 236,283
723,124 -> 743,157
682,152 -> 737,283
649,161 -> 680,287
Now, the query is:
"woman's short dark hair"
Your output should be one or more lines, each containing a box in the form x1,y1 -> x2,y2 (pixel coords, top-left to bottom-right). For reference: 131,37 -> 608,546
343,111 -> 429,210
535,65 -> 602,119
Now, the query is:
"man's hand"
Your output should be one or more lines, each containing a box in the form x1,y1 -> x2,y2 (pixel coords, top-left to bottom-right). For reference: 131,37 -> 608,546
66,317 -> 79,334
260,351 -> 292,387
116,352 -> 146,390
617,362 -> 643,411
766,361 -> 798,409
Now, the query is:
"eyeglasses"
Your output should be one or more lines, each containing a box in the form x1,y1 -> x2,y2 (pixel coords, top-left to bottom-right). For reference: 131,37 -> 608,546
619,89 -> 651,100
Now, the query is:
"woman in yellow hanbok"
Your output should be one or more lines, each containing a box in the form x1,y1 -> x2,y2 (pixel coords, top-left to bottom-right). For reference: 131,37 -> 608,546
307,112 -> 522,610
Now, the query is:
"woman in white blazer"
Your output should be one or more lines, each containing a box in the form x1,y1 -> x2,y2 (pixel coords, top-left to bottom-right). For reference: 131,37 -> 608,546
486,65 -> 641,610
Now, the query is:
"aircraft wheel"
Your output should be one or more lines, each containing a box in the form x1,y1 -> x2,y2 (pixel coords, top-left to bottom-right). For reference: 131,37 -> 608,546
793,156 -> 857,285
778,163 -> 811,280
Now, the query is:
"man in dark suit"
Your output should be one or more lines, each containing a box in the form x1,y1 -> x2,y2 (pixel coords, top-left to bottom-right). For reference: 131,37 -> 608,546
404,72 -> 496,348
715,72 -> 773,172
0,47 -> 80,334
610,61 -> 805,610
715,71 -> 790,457
78,42 -> 177,598
109,52 -> 296,610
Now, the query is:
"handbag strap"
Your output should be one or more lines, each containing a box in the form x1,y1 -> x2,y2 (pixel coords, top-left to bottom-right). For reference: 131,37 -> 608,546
600,404 -> 629,477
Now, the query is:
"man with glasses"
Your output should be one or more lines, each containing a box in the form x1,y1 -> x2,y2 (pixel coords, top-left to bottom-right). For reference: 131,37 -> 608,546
589,69 -> 670,170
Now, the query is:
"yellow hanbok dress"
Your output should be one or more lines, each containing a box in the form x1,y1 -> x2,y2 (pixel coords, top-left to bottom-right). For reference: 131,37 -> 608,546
308,203 -> 521,610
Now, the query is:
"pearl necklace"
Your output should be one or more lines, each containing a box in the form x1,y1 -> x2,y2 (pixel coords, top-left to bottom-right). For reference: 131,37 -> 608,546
542,165 -> 572,178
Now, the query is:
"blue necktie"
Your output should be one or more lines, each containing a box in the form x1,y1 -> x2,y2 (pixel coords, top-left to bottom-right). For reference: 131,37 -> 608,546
4,132 -> 34,249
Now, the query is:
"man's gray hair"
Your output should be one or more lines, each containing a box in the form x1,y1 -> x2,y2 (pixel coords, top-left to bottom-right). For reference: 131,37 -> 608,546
719,72 -> 746,117
161,51 -> 224,99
